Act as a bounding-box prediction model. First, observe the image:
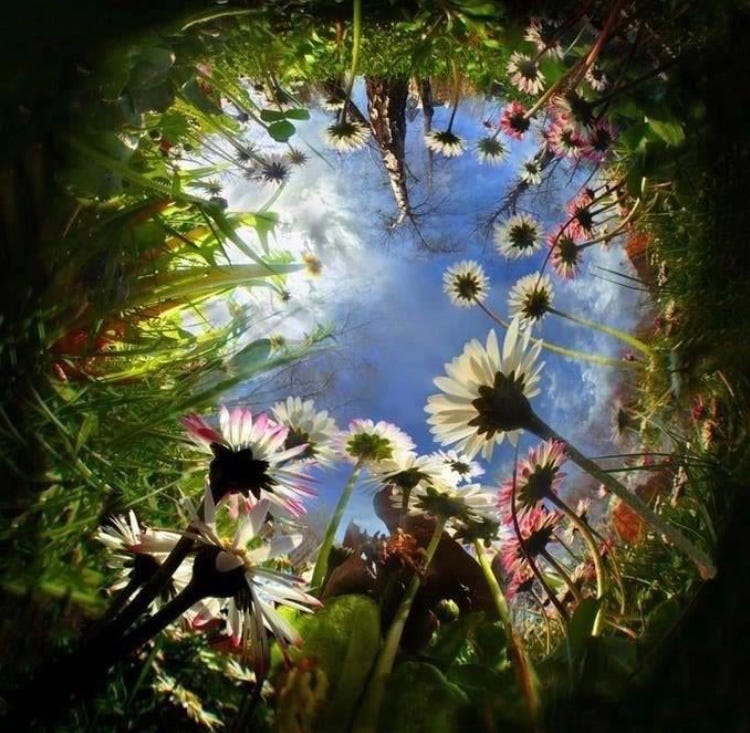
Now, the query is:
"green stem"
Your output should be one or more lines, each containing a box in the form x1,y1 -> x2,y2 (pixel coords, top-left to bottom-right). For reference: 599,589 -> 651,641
339,0 -> 363,124
548,306 -> 653,357
528,413 -> 716,580
540,547 -> 583,604
475,300 -> 641,370
311,460 -> 363,591
353,518 -> 445,733
547,495 -> 605,635
474,540 -> 541,727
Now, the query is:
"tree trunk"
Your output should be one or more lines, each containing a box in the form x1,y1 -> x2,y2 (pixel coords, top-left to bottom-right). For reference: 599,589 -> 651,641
365,77 -> 410,225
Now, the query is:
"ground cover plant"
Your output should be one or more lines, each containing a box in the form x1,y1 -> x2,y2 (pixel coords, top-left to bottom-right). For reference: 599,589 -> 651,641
1,1 -> 748,731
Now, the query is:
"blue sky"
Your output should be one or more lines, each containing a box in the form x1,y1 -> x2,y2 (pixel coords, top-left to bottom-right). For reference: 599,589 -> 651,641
220,82 -> 649,534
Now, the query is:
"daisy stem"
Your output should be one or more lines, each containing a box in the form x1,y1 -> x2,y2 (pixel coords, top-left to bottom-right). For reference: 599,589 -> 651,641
547,305 -> 654,357
117,581 -> 205,658
546,495 -> 605,636
510,458 -> 569,621
474,539 -> 541,726
311,460 -> 363,591
475,299 -> 640,370
540,547 -> 583,605
446,59 -> 460,132
576,201 -> 641,251
531,590 -> 553,654
91,497 -> 207,642
338,0 -> 362,125
353,517 -> 445,733
527,413 -> 717,580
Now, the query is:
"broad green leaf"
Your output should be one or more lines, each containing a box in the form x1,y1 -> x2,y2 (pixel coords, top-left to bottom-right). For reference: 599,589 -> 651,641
293,595 -> 381,733
647,117 -> 686,147
74,413 -> 99,457
284,108 -> 310,120
381,662 -> 470,733
260,108 -> 287,122
267,120 -> 296,142
564,598 -> 601,678
427,612 -> 482,668
128,47 -> 175,90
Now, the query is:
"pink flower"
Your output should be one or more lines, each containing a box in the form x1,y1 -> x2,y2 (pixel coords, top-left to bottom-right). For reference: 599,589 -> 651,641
181,405 -> 315,516
498,440 -> 567,519
500,101 -> 532,140
547,226 -> 583,280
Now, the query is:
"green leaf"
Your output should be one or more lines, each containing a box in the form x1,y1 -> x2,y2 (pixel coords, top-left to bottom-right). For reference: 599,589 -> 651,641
260,108 -> 287,122
267,120 -> 296,142
284,108 -> 311,120
381,662 -> 470,733
646,117 -> 686,147
74,413 -> 99,456
641,596 -> 682,646
294,595 -> 381,733
472,619 -> 508,668
128,47 -> 175,90
427,613 -> 482,668
563,598 -> 600,681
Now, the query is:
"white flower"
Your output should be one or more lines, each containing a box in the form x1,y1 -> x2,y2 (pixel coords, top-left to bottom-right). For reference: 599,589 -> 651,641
524,17 -> 564,59
585,64 -> 608,92
181,406 -> 315,517
506,52 -> 546,96
408,481 -> 498,528
475,136 -> 507,165
271,396 -> 338,466
519,157 -> 543,185
425,320 -> 544,459
430,449 -> 486,484
95,511 -> 189,596
493,213 -> 543,259
424,129 -> 465,158
188,490 -> 320,672
334,418 -> 415,465
324,120 -> 369,152
443,260 -> 489,308
507,272 -> 554,326
370,451 -> 455,493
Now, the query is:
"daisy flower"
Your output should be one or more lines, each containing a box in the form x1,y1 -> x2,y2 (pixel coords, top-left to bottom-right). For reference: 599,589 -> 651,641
408,481 -> 498,528
187,490 -> 320,674
546,121 -> 584,159
519,157 -> 543,185
324,120 -> 369,152
430,449 -> 485,484
475,136 -> 507,165
424,129 -> 466,158
552,92 -> 597,136
507,272 -> 554,326
506,52 -> 546,96
270,397 -> 338,466
181,406 -> 315,516
95,511 -> 189,596
565,190 -> 597,240
547,226 -> 583,280
499,101 -> 532,140
335,418 -> 415,465
493,213 -> 543,259
497,440 -> 567,519
524,17 -> 564,59
499,505 -> 560,576
425,319 -> 544,460
443,260 -> 489,308
285,147 -> 309,166
580,118 -> 618,164
371,451 -> 454,493
585,64 -> 608,92
258,154 -> 291,185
